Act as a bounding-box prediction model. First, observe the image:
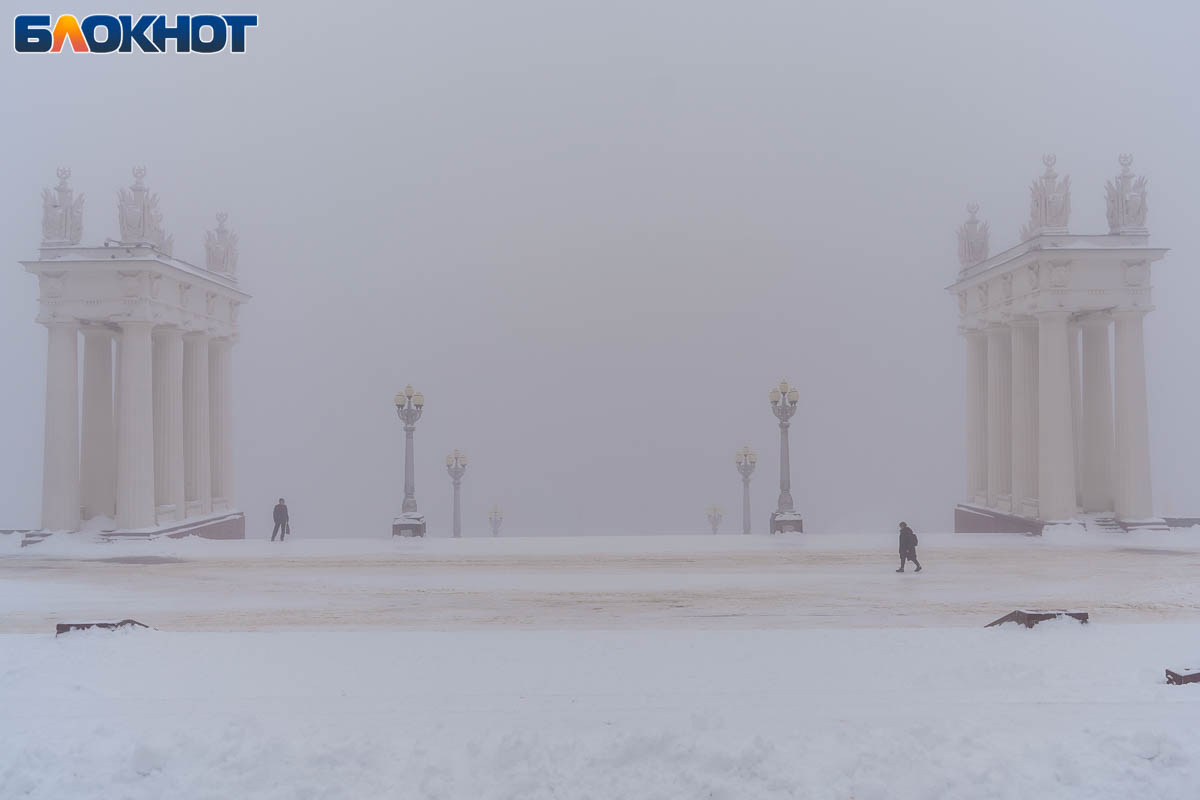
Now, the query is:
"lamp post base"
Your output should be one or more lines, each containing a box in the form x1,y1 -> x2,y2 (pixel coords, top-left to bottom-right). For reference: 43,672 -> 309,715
392,512 -> 426,537
769,511 -> 804,534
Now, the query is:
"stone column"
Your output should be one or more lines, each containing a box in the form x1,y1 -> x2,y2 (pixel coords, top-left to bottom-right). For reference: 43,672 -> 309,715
41,321 -> 80,532
113,337 -> 122,455
1113,310 -> 1154,521
80,328 -> 115,521
115,321 -> 157,530
1068,324 -> 1083,508
1036,311 -> 1078,521
1009,320 -> 1039,518
183,332 -> 212,516
153,328 -> 186,522
209,338 -> 235,510
1080,317 -> 1115,512
964,331 -> 988,505
986,326 -> 1012,510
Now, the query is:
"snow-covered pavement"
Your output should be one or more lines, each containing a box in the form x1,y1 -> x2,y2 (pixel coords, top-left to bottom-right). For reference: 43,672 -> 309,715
2,533 -> 1199,799
2,533 -> 1198,632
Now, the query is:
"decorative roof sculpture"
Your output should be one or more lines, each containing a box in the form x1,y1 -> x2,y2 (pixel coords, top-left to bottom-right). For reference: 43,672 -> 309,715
41,167 -> 84,245
117,166 -> 174,255
204,212 -> 239,277
956,203 -> 990,269
1019,154 -> 1071,240
1105,154 -> 1148,235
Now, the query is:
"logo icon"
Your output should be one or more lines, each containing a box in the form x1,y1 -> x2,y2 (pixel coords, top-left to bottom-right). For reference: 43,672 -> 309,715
14,14 -> 258,53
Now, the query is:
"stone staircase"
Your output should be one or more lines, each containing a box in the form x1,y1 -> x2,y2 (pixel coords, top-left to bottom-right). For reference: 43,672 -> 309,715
1086,516 -> 1124,534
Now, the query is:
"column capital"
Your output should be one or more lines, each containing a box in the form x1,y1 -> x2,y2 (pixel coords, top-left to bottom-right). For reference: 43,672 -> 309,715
117,319 -> 155,331
182,330 -> 211,341
40,318 -> 79,329
152,325 -> 185,340
1035,309 -> 1072,321
1009,316 -> 1038,328
1111,308 -> 1150,320
1075,314 -> 1110,329
80,325 -> 115,338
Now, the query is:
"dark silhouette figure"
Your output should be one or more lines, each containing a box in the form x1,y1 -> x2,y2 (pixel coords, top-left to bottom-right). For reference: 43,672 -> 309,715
896,521 -> 921,572
271,498 -> 289,541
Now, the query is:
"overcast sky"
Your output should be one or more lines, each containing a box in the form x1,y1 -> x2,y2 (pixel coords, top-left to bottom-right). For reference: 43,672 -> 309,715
2,1 -> 1198,537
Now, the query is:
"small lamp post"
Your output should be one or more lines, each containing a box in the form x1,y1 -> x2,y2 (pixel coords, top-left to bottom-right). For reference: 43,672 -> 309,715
392,386 -> 426,536
705,504 -> 724,535
735,445 -> 757,535
488,505 -> 503,537
769,379 -> 802,533
446,449 -> 468,538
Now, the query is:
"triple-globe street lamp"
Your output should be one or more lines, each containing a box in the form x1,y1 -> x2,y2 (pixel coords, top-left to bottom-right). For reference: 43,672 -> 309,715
488,505 -> 503,537
392,385 -> 426,536
735,445 -> 758,535
769,379 -> 803,533
446,449 -> 468,538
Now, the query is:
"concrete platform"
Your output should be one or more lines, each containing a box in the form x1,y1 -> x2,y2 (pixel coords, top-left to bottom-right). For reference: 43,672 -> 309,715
20,511 -> 245,547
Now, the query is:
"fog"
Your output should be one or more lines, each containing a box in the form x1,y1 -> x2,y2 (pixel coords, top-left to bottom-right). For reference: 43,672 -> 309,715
2,0 -> 1198,537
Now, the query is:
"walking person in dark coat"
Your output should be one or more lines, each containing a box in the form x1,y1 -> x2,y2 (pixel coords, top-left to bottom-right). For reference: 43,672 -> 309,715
271,498 -> 289,541
896,521 -> 921,572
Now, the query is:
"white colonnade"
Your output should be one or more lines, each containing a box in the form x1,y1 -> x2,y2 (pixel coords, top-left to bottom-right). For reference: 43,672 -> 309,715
39,324 -> 236,531
953,155 -> 1165,528
28,167 -> 246,535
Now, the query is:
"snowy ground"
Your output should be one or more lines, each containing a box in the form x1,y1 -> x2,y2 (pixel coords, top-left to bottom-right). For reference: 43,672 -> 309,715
3,532 -> 1199,798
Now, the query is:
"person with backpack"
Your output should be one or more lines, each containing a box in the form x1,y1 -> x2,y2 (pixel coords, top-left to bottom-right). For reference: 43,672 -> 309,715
896,521 -> 921,572
271,498 -> 290,541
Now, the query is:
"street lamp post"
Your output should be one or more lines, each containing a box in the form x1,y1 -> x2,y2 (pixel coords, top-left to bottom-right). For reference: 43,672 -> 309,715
769,379 -> 803,533
705,504 -> 724,535
394,385 -> 425,512
488,505 -> 503,537
446,449 -> 468,538
735,445 -> 757,535
392,385 -> 426,536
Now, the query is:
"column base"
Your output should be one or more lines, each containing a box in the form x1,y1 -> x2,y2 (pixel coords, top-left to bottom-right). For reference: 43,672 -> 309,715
1013,497 -> 1040,518
769,511 -> 804,534
956,504 -> 1180,535
101,510 -> 245,541
17,511 -> 245,546
392,512 -> 426,537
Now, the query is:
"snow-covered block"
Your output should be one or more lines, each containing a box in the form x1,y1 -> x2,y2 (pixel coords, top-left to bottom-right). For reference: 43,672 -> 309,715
55,619 -> 151,636
770,511 -> 804,534
1040,521 -> 1087,538
1165,668 -> 1199,686
985,609 -> 1089,628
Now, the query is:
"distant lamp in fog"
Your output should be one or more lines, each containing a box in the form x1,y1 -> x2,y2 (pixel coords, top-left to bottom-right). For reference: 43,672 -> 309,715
446,450 -> 468,538
705,504 -> 724,535
735,446 -> 757,535
488,505 -> 503,537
